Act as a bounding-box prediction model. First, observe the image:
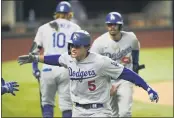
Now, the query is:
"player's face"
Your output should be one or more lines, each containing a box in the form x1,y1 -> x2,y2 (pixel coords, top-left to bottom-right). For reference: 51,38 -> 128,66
70,44 -> 88,61
106,23 -> 120,36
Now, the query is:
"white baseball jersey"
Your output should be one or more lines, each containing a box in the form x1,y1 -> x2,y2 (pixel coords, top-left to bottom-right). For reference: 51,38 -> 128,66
90,31 -> 140,70
90,31 -> 140,117
58,52 -> 124,104
34,18 -> 81,57
33,18 -> 81,111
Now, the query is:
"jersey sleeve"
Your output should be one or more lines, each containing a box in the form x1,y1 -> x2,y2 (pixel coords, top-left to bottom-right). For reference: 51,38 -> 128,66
34,27 -> 43,46
58,52 -> 69,68
100,56 -> 124,80
131,32 -> 140,50
90,39 -> 102,54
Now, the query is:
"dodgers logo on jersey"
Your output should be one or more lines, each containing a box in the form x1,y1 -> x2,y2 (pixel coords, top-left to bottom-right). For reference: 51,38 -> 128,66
102,46 -> 132,61
68,67 -> 96,80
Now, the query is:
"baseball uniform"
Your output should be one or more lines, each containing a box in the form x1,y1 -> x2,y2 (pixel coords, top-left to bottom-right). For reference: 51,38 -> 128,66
34,18 -> 81,112
18,30 -> 159,117
58,52 -> 124,117
90,31 -> 140,117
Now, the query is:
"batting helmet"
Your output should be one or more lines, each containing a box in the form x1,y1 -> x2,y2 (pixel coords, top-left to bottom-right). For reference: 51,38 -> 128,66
105,12 -> 123,25
56,1 -> 72,13
68,30 -> 91,46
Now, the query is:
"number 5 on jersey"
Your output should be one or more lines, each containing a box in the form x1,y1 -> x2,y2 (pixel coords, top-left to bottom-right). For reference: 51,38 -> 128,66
88,80 -> 96,91
53,32 -> 66,48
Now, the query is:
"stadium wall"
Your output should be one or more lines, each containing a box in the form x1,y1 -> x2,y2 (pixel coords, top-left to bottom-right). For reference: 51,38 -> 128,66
2,30 -> 173,62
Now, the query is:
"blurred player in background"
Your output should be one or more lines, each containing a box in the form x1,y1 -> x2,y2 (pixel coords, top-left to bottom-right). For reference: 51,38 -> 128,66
18,29 -> 159,117
29,1 -> 81,117
1,78 -> 19,96
90,12 -> 141,117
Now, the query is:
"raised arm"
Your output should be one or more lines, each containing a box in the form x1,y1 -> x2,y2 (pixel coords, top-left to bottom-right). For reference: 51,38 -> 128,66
119,67 -> 159,102
101,56 -> 159,103
18,53 -> 62,66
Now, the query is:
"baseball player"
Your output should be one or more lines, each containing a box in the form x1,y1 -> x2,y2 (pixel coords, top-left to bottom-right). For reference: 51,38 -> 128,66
90,12 -> 141,117
29,1 -> 81,117
18,30 -> 159,117
1,78 -> 19,96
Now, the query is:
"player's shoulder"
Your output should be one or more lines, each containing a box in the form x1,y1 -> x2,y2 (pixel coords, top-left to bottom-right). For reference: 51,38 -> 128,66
36,23 -> 46,32
88,52 -> 105,68
92,53 -> 123,68
93,32 -> 109,44
58,18 -> 80,29
61,52 -> 70,58
121,31 -> 138,41
69,20 -> 81,29
95,32 -> 109,41
37,20 -> 55,31
89,52 -> 111,64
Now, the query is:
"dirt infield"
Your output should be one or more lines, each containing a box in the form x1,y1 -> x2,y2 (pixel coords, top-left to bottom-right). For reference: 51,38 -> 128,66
133,80 -> 173,106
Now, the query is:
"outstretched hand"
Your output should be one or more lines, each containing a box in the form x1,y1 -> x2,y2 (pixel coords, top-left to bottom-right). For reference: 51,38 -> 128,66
18,53 -> 39,65
3,81 -> 19,96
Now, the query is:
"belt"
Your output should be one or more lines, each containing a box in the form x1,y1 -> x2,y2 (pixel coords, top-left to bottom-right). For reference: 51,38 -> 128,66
75,102 -> 104,109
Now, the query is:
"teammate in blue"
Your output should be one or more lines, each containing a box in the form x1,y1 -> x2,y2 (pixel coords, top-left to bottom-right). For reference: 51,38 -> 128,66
18,30 -> 159,117
1,78 -> 19,96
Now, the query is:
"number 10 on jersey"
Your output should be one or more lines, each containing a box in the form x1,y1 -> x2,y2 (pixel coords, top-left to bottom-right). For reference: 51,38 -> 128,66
53,32 -> 66,48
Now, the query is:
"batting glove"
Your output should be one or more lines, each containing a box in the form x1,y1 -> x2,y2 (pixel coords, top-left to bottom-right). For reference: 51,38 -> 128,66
1,78 -> 5,86
3,81 -> 19,96
147,87 -> 159,103
18,53 -> 39,65
33,69 -> 41,80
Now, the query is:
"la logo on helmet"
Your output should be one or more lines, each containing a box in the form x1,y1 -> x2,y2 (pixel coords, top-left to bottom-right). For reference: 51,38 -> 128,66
110,14 -> 115,20
73,34 -> 79,40
60,6 -> 64,11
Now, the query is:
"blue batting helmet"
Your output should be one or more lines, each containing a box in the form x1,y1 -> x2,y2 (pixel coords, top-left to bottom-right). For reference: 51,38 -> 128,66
105,12 -> 123,24
56,1 -> 72,13
69,30 -> 91,46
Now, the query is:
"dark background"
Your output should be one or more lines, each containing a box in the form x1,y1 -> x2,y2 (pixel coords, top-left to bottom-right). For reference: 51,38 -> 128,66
23,0 -> 151,19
